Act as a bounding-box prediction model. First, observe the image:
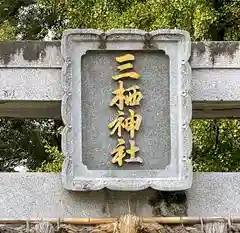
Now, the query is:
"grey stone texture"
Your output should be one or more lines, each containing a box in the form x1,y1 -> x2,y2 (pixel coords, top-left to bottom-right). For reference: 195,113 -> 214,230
81,51 -> 171,171
0,173 -> 153,219
187,172 -> 240,216
0,36 -> 239,216
0,172 -> 239,219
61,29 -> 192,191
0,41 -> 240,119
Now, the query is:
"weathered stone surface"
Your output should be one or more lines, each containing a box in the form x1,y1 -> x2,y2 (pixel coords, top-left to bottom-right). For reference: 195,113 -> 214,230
0,173 -> 153,219
81,51 -> 170,170
0,35 -> 240,219
187,173 -> 240,216
0,172 -> 239,219
61,29 -> 192,191
0,41 -> 240,119
0,41 -> 62,67
190,41 -> 240,67
0,69 -> 62,100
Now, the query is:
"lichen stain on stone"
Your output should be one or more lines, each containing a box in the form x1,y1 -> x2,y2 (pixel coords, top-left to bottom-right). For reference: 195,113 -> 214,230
192,42 -> 206,55
55,40 -> 61,52
190,42 -> 206,63
149,191 -> 187,217
0,41 -> 47,65
208,41 -> 239,64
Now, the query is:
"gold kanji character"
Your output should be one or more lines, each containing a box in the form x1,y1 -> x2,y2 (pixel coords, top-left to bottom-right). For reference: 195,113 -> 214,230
117,63 -> 133,71
124,109 -> 142,139
116,54 -> 135,63
110,81 -> 125,110
125,85 -> 143,107
112,72 -> 140,81
111,139 -> 126,166
108,111 -> 125,137
112,54 -> 140,80
126,140 -> 139,159
110,81 -> 143,110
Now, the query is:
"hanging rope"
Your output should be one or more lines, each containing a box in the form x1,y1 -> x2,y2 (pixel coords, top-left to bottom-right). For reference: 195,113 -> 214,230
2,215 -> 240,233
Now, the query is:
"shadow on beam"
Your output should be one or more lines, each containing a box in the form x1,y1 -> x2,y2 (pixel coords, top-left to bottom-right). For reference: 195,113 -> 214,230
0,100 -> 240,119
0,100 -> 61,119
193,101 -> 240,119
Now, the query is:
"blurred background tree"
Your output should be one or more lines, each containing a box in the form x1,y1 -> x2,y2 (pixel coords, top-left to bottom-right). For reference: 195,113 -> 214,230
0,0 -> 239,172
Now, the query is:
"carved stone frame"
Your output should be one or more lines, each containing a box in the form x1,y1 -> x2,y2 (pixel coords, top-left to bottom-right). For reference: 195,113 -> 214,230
61,29 -> 192,191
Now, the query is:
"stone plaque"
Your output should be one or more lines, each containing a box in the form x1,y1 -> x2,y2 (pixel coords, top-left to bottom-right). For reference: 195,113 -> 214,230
61,29 -> 192,191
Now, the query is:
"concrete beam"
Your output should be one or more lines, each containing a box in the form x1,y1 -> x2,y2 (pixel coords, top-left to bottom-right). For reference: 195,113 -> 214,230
0,41 -> 240,119
187,172 -> 240,216
0,172 -> 239,219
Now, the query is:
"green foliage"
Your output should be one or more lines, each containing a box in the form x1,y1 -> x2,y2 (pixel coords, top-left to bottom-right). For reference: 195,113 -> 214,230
1,0 -> 224,40
0,0 -> 240,172
36,145 -> 63,172
192,120 -> 240,172
0,21 -> 15,40
219,1 -> 240,40
0,119 -> 62,171
46,0 -> 217,40
0,0 -> 34,23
